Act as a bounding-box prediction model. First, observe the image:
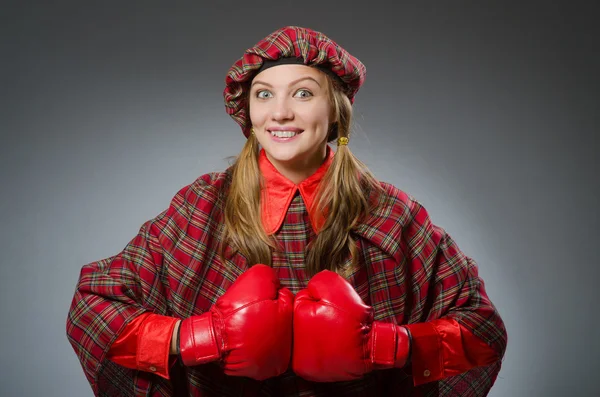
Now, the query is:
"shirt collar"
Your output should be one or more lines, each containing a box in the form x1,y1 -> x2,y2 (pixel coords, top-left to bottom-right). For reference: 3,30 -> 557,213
258,146 -> 335,235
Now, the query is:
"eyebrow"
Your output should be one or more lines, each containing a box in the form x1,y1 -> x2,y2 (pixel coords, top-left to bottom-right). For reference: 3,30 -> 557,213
251,76 -> 322,88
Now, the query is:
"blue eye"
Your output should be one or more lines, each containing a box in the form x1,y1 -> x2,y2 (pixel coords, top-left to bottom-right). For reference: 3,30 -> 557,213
256,90 -> 272,99
294,89 -> 313,98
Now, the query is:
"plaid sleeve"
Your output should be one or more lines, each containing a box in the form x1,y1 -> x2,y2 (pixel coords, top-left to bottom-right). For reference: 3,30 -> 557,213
401,198 -> 508,396
66,184 -> 192,395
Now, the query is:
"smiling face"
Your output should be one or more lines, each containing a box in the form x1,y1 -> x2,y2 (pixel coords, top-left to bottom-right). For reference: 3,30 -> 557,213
249,64 -> 334,182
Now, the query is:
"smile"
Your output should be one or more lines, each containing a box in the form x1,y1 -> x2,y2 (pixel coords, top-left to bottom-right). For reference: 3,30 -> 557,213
269,130 -> 302,138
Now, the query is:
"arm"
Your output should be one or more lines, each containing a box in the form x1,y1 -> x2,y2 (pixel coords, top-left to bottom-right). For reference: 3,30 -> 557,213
400,199 -> 507,387
105,313 -> 181,379
106,265 -> 294,382
292,195 -> 507,394
66,184 -> 191,394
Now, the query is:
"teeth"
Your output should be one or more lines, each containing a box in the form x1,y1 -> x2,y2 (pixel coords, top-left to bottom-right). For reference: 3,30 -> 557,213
270,130 -> 297,138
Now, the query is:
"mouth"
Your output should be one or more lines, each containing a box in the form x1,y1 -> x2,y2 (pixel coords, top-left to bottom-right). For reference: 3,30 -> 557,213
267,128 -> 304,140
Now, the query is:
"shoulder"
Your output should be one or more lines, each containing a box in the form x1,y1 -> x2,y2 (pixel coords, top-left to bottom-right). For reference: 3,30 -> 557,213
183,169 -> 232,203
353,180 -> 425,254
374,180 -> 446,245
370,180 -> 428,227
163,168 -> 232,219
356,180 -> 444,258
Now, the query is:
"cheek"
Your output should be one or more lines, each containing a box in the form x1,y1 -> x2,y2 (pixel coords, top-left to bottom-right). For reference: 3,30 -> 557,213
309,105 -> 332,132
248,102 -> 265,126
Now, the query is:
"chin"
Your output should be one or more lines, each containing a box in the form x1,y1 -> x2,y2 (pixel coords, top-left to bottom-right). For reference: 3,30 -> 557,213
266,149 -> 302,164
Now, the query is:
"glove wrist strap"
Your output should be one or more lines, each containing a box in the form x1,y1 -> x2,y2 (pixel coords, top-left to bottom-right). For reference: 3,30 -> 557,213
179,313 -> 220,366
371,322 -> 411,369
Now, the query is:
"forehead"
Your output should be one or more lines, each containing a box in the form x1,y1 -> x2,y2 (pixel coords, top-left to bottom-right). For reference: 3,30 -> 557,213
251,64 -> 327,86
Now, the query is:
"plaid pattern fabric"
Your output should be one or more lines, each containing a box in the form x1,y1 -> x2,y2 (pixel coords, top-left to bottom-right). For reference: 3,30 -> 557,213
66,170 -> 507,396
223,26 -> 367,137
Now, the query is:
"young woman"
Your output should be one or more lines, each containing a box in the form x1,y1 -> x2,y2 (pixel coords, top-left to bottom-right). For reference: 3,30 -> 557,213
67,26 -> 507,396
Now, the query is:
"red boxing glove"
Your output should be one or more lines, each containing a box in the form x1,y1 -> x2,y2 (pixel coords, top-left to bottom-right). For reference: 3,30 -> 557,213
292,270 -> 410,382
179,264 -> 294,380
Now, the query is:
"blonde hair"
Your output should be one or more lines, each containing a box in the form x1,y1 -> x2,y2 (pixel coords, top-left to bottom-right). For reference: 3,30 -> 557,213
220,74 -> 382,277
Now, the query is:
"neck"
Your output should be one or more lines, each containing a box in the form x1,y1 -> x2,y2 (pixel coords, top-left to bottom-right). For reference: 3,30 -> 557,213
267,146 -> 328,184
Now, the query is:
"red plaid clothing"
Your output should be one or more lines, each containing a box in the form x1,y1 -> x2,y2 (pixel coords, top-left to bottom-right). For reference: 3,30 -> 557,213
67,147 -> 507,396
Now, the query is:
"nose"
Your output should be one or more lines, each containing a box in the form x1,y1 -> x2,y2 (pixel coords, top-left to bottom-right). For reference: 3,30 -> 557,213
270,97 -> 294,122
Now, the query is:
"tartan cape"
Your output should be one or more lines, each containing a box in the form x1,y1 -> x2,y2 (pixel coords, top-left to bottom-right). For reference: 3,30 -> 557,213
66,168 -> 507,396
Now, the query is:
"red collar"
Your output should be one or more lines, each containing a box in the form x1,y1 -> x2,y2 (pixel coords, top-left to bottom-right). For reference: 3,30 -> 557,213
259,147 -> 335,235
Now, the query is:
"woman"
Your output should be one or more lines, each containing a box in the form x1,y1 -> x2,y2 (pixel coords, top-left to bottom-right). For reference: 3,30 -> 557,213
67,26 -> 507,396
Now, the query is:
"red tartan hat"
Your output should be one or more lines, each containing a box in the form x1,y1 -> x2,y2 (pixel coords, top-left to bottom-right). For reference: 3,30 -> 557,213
223,26 -> 366,138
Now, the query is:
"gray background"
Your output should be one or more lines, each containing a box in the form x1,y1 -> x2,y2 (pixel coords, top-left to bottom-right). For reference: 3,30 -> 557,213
1,1 -> 598,396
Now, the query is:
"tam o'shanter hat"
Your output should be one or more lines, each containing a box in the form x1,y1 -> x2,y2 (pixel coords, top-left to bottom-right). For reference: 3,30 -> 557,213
223,26 -> 366,138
